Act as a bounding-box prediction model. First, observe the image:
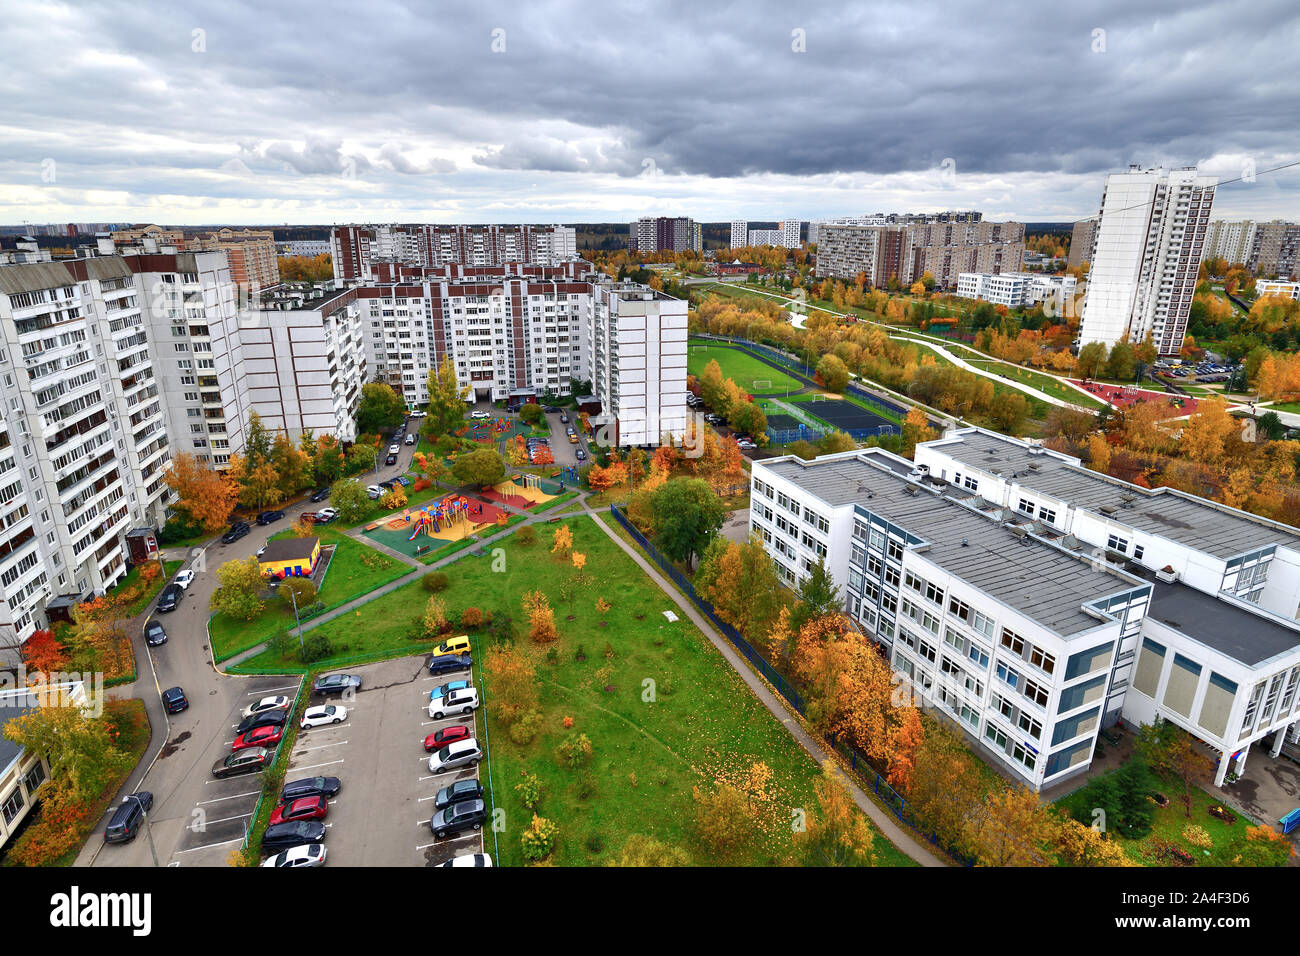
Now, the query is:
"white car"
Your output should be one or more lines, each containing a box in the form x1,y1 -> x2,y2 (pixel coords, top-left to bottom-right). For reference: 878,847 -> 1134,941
427,738 -> 483,774
314,508 -> 338,522
469,410 -> 492,420
173,569 -> 196,590
366,485 -> 383,499
242,695 -> 291,719
405,434 -> 416,445
428,687 -> 480,720
387,444 -> 400,455
261,843 -> 327,868
438,852 -> 492,868
300,704 -> 348,728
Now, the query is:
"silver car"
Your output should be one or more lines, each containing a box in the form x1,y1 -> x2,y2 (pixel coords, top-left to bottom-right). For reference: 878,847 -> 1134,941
427,738 -> 483,774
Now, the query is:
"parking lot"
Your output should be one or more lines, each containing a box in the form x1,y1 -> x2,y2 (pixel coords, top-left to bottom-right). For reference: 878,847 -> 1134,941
278,654 -> 489,866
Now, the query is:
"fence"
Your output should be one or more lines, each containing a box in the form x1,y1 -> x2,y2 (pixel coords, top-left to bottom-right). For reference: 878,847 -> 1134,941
608,504 -> 968,863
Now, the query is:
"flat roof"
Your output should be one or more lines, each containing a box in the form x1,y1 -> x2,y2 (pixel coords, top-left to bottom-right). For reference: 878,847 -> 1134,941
1134,568 -> 1300,667
927,429 -> 1300,559
259,537 -> 319,564
760,450 -> 1140,638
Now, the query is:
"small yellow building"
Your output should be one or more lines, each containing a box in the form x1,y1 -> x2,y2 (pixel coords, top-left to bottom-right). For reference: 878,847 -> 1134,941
259,537 -> 321,579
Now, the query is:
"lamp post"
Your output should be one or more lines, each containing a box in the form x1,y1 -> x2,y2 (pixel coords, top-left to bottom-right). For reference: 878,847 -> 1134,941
286,584 -> 304,658
127,794 -> 160,868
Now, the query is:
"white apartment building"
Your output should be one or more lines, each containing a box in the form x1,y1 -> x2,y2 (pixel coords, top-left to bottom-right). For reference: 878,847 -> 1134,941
1255,279 -> 1300,301
914,427 -> 1300,785
956,271 -> 1078,312
1078,166 -> 1217,356
330,224 -> 577,283
277,240 -> 331,257
730,221 -> 803,249
730,220 -> 748,249
1203,219 -> 1257,267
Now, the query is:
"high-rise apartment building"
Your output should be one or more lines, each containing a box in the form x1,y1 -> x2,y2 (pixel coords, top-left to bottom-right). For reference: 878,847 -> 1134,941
728,220 -> 803,249
107,226 -> 280,291
627,217 -> 701,253
815,215 -> 1024,289
1066,217 -> 1097,269
1203,219 -> 1257,266
330,224 -> 577,283
1077,166 -> 1216,356
1247,221 -> 1300,279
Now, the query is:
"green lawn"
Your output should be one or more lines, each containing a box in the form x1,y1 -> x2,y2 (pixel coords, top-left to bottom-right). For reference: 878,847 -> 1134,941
209,526 -> 409,662
235,515 -> 915,866
962,358 -> 1106,409
111,560 -> 184,617
1267,401 -> 1300,415
686,340 -> 803,395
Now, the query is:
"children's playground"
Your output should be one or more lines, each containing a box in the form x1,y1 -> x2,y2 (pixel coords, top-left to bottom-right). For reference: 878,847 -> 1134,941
479,470 -> 574,509
1069,380 -> 1201,419
362,492 -> 514,558
459,417 -> 532,444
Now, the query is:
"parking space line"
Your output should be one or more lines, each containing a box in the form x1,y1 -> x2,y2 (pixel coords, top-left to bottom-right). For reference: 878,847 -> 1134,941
292,759 -> 344,771
246,685 -> 298,696
192,811 -> 252,828
197,790 -> 261,805
176,836 -> 244,854
296,740 -> 349,753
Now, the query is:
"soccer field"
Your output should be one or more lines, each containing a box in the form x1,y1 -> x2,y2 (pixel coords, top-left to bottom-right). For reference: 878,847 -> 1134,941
687,341 -> 802,395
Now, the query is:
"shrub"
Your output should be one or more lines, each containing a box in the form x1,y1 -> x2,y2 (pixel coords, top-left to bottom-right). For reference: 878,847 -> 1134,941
520,814 -> 558,862
423,571 -> 450,593
460,606 -> 483,628
1182,824 -> 1213,849
300,634 -> 332,663
585,833 -> 605,854
556,733 -> 593,769
509,709 -> 542,746
412,478 -> 431,492
515,525 -> 537,546
515,773 -> 542,811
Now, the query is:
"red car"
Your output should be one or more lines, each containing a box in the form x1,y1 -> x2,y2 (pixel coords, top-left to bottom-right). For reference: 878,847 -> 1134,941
233,723 -> 284,751
424,725 -> 471,753
269,796 -> 329,826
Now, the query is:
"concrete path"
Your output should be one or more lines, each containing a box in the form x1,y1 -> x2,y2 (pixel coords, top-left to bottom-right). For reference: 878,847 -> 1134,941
892,335 -> 1093,412
580,503 -> 949,867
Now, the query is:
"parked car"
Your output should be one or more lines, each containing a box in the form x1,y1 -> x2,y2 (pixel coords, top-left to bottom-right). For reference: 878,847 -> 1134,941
257,509 -> 285,525
559,412 -> 569,423
300,704 -> 348,728
242,695 -> 291,719
222,522 -> 251,544
378,479 -> 396,490
736,438 -> 757,450
161,686 -> 189,714
429,679 -> 471,702
388,444 -> 400,455
236,708 -> 288,735
426,651 -> 473,676
281,776 -> 342,803
470,410 -> 492,420
424,724 -> 472,753
156,583 -> 183,613
233,723 -> 284,751
428,687 -> 479,720
313,508 -> 338,523
173,569 -> 196,590
427,738 -> 483,774
433,778 -> 484,812
310,487 -> 332,503
261,843 -> 327,868
434,635 -> 471,656
405,434 -> 416,445
366,485 -> 383,499
144,620 -> 167,647
429,799 -> 487,839
261,820 -> 327,853
312,673 -> 362,696
437,852 -> 493,868
575,449 -> 587,461
395,475 -> 411,486
104,792 -> 153,844
269,796 -> 329,826
211,747 -> 271,778
385,453 -> 398,466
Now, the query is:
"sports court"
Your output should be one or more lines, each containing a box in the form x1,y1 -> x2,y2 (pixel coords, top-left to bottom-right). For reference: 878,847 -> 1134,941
686,341 -> 802,395
796,396 -> 895,432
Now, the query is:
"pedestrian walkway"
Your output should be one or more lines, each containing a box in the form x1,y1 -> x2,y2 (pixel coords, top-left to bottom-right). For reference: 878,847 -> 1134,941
580,503 -> 948,867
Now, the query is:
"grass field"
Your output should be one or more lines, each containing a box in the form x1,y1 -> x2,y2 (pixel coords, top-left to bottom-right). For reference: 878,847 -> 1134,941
687,340 -> 802,395
906,342 -> 1053,422
209,525 -> 409,662
237,515 -> 915,866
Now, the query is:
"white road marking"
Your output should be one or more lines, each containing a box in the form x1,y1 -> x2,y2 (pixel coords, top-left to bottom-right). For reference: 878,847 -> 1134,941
176,836 -> 245,854
292,759 -> 345,772
246,684 -> 299,696
295,740 -> 349,753
191,811 -> 252,828
198,790 -> 261,805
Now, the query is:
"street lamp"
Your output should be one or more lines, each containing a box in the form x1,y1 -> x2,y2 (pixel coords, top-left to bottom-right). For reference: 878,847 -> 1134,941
126,794 -> 159,868
286,584 -> 304,658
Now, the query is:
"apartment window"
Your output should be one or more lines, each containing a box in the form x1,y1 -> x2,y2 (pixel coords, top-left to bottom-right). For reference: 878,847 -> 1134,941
887,540 -> 904,561
1029,646 -> 1056,675
992,693 -> 1015,721
1022,678 -> 1050,708
1017,498 -> 1035,517
968,643 -> 989,668
1133,544 -> 1145,560
1012,743 -> 1037,771
985,725 -> 1008,749
1039,507 -> 1057,525
2,788 -> 24,825
996,662 -> 1020,689
924,582 -> 944,605
1001,628 -> 1025,656
1017,712 -> 1042,740
1107,534 -> 1129,554
868,529 -> 885,552
962,475 -> 978,492
905,571 -> 924,593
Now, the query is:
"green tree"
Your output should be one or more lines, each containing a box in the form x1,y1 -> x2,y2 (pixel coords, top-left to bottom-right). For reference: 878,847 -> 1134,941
1105,341 -> 1136,381
988,392 -> 1029,434
451,447 -> 506,487
648,478 -> 726,568
1136,722 -> 1211,819
329,478 -> 372,524
211,556 -> 266,622
818,430 -> 857,455
424,355 -> 470,441
1113,757 -> 1154,838
816,353 -> 850,393
790,557 -> 842,633
728,401 -> 768,441
1077,342 -> 1109,379
355,382 -> 406,435
518,402 -> 544,426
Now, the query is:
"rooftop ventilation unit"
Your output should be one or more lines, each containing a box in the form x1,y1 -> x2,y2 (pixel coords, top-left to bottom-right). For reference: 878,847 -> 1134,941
903,485 -> 919,496
1062,534 -> 1080,550
1099,505 -> 1118,515
1028,463 -> 1042,471
1027,445 -> 1045,456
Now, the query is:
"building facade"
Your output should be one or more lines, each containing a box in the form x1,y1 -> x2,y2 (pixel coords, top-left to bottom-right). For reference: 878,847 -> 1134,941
627,217 -> 701,253
1066,218 -> 1097,269
1077,166 -> 1217,356
815,216 -> 1025,290
1255,279 -> 1300,301
329,224 -> 577,283
956,272 -> 1078,312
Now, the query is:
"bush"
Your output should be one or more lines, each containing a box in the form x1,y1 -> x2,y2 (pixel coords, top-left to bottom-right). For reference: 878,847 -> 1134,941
300,634 -> 332,663
556,733 -> 593,769
158,513 -> 205,544
412,478 -> 431,492
423,571 -> 450,592
515,525 -> 537,546
509,709 -> 542,746
520,814 -> 558,861
515,773 -> 542,811
460,606 -> 483,628
585,833 -> 605,854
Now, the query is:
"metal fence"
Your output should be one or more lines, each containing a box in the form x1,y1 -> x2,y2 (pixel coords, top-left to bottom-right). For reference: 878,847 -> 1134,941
608,504 -> 969,863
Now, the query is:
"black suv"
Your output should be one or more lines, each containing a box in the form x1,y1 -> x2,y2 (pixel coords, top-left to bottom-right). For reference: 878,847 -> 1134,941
236,709 -> 288,736
426,652 -> 473,676
256,510 -> 285,525
281,775 -> 342,803
434,778 -> 484,812
262,821 -> 326,853
310,487 -> 331,503
156,583 -> 183,613
161,686 -> 189,714
104,792 -> 153,844
221,522 -> 251,544
430,799 -> 487,839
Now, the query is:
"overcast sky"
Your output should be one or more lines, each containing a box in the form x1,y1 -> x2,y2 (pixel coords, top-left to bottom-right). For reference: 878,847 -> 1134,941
1,0 -> 1297,226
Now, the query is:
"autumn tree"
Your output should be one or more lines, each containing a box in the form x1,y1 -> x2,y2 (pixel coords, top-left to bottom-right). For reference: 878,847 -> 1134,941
698,358 -> 726,411
887,708 -> 925,794
1178,396 -> 1240,467
694,534 -> 783,640
1077,342 -> 1108,379
963,786 -> 1055,867
68,596 -> 129,676
692,782 -> 752,859
608,834 -> 691,867
909,721 -> 987,851
901,407 -> 934,457
164,453 -> 239,532
1136,720 -> 1213,819
816,354 -> 850,393
20,629 -> 69,676
523,590 -> 557,643
1054,817 -> 1135,867
796,760 -> 875,866
483,643 -> 538,727
551,523 -> 574,558
2,697 -> 132,803
211,556 -> 266,621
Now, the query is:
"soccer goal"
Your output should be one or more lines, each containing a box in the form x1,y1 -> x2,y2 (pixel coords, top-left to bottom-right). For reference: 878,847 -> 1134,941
809,394 -> 828,402
751,379 -> 772,391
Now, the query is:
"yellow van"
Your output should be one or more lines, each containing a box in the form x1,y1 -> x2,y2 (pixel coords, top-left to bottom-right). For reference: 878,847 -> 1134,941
434,635 -> 471,656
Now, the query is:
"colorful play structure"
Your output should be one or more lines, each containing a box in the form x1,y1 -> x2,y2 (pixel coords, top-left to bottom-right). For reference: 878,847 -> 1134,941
469,417 -> 512,441
397,495 -> 489,540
